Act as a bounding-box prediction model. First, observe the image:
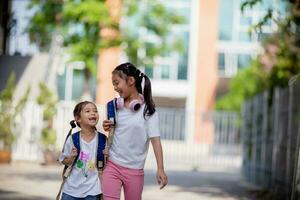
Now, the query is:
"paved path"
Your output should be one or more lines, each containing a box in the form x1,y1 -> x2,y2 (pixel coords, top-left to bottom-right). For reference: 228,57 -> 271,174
0,162 -> 257,200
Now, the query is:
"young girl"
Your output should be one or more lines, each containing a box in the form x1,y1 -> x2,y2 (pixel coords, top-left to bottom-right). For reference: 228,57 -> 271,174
102,62 -> 168,200
58,101 -> 104,200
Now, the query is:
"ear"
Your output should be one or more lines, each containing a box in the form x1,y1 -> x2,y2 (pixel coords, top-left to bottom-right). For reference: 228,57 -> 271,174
75,116 -> 81,123
127,76 -> 135,86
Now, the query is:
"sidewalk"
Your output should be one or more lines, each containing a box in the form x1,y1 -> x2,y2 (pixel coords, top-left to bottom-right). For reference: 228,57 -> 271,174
0,161 -> 258,200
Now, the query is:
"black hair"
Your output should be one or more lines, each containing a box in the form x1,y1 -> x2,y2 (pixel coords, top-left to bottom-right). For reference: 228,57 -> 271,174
59,101 -> 98,169
64,101 -> 97,145
112,62 -> 156,118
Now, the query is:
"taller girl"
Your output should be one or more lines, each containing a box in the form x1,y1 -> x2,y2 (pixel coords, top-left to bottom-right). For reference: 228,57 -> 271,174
102,62 -> 168,200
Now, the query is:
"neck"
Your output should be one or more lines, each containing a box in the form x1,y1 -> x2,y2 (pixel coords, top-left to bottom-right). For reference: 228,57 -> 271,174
80,126 -> 95,135
125,91 -> 139,103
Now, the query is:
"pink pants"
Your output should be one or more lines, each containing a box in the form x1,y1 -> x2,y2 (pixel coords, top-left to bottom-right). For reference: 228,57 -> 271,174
102,160 -> 144,200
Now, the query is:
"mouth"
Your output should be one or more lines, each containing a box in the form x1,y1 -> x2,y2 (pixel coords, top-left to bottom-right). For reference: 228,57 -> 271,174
88,117 -> 97,123
116,90 -> 122,96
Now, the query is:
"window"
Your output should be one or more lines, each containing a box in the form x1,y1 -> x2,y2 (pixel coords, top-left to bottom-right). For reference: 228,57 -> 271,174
218,52 -> 254,77
218,53 -> 225,72
139,0 -> 191,81
238,54 -> 251,69
219,0 -> 279,43
145,66 -> 153,79
218,0 -> 234,41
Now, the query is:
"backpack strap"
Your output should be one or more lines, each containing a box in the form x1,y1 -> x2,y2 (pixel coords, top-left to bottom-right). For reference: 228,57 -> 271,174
104,99 -> 117,165
96,132 -> 107,171
71,131 -> 81,164
107,99 -> 117,124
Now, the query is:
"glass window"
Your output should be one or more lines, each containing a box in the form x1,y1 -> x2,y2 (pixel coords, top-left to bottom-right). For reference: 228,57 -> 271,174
239,32 -> 252,42
238,54 -> 251,69
145,66 -> 153,79
218,0 -> 234,40
72,71 -> 84,100
161,65 -> 170,79
240,15 -> 252,26
178,55 -> 188,80
218,53 -> 225,72
57,74 -> 65,100
177,31 -> 189,80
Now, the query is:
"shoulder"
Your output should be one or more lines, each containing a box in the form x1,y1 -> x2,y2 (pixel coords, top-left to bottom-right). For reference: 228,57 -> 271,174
145,111 -> 159,127
145,111 -> 158,120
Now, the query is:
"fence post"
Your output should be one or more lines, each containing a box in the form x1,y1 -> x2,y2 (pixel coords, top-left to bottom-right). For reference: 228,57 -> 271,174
271,88 -> 279,193
289,75 -> 300,200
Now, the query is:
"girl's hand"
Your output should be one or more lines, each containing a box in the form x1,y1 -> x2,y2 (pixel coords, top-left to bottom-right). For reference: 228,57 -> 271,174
70,147 -> 78,158
103,148 -> 109,156
156,169 -> 168,189
102,120 -> 114,132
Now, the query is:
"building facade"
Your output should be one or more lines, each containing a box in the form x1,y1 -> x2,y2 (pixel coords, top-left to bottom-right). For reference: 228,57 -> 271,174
2,0 -> 280,144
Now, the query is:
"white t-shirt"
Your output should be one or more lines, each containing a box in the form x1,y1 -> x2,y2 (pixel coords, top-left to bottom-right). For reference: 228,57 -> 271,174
109,104 -> 160,169
59,132 -> 101,198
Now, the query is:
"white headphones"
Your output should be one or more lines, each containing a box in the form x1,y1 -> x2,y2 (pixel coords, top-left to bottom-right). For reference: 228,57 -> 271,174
115,94 -> 144,112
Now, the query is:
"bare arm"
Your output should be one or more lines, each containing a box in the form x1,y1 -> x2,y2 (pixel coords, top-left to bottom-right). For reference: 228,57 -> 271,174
61,147 -> 77,166
150,137 -> 168,189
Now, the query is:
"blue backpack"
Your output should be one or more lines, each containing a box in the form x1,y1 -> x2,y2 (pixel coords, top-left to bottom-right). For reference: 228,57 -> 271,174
71,131 -> 107,170
57,130 -> 106,200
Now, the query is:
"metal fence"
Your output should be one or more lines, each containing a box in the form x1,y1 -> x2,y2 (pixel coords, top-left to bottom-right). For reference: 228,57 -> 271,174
146,110 -> 241,171
242,81 -> 300,200
10,101 -> 241,171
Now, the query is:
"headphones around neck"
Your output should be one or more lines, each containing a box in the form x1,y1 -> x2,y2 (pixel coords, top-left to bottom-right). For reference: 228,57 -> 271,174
115,94 -> 144,112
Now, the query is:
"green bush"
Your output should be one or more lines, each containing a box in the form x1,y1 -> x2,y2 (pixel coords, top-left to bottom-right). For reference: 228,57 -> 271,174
0,73 -> 30,151
36,82 -> 58,150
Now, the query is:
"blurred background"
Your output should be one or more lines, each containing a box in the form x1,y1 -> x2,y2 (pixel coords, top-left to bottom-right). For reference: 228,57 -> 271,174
0,0 -> 299,199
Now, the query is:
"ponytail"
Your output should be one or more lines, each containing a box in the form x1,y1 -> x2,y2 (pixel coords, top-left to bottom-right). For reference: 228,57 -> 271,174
61,120 -> 77,152
142,74 -> 155,118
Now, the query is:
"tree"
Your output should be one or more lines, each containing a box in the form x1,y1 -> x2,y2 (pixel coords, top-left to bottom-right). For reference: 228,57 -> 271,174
36,82 -> 58,151
216,59 -> 269,111
216,0 -> 300,111
242,0 -> 300,85
27,0 -> 184,100
121,0 -> 184,67
0,73 -> 30,152
27,0 -> 111,100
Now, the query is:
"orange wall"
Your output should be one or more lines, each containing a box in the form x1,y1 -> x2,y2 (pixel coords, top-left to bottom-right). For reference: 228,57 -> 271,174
96,47 -> 121,105
194,0 -> 219,143
96,0 -> 122,105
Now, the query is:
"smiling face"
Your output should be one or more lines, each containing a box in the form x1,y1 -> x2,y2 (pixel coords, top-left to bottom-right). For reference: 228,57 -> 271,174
112,72 -> 135,99
76,103 -> 99,128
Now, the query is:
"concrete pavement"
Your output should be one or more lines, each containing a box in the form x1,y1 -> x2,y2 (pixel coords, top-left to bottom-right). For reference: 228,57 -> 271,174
0,161 -> 258,200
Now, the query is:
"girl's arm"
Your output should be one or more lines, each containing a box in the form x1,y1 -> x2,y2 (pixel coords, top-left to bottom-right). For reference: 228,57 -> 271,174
150,137 -> 168,189
61,147 -> 78,166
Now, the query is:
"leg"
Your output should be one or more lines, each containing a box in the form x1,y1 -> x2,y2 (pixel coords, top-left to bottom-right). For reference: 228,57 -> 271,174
102,161 -> 123,200
123,168 -> 144,200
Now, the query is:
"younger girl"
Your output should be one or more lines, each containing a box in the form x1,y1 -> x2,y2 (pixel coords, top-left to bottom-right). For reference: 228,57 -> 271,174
102,62 -> 168,200
58,101 -> 104,200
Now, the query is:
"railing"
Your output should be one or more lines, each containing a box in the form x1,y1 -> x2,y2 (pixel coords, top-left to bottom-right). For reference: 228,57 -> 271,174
10,101 -> 241,170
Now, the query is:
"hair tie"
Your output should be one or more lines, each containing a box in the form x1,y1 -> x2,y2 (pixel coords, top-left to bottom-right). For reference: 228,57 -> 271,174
70,120 -> 77,128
